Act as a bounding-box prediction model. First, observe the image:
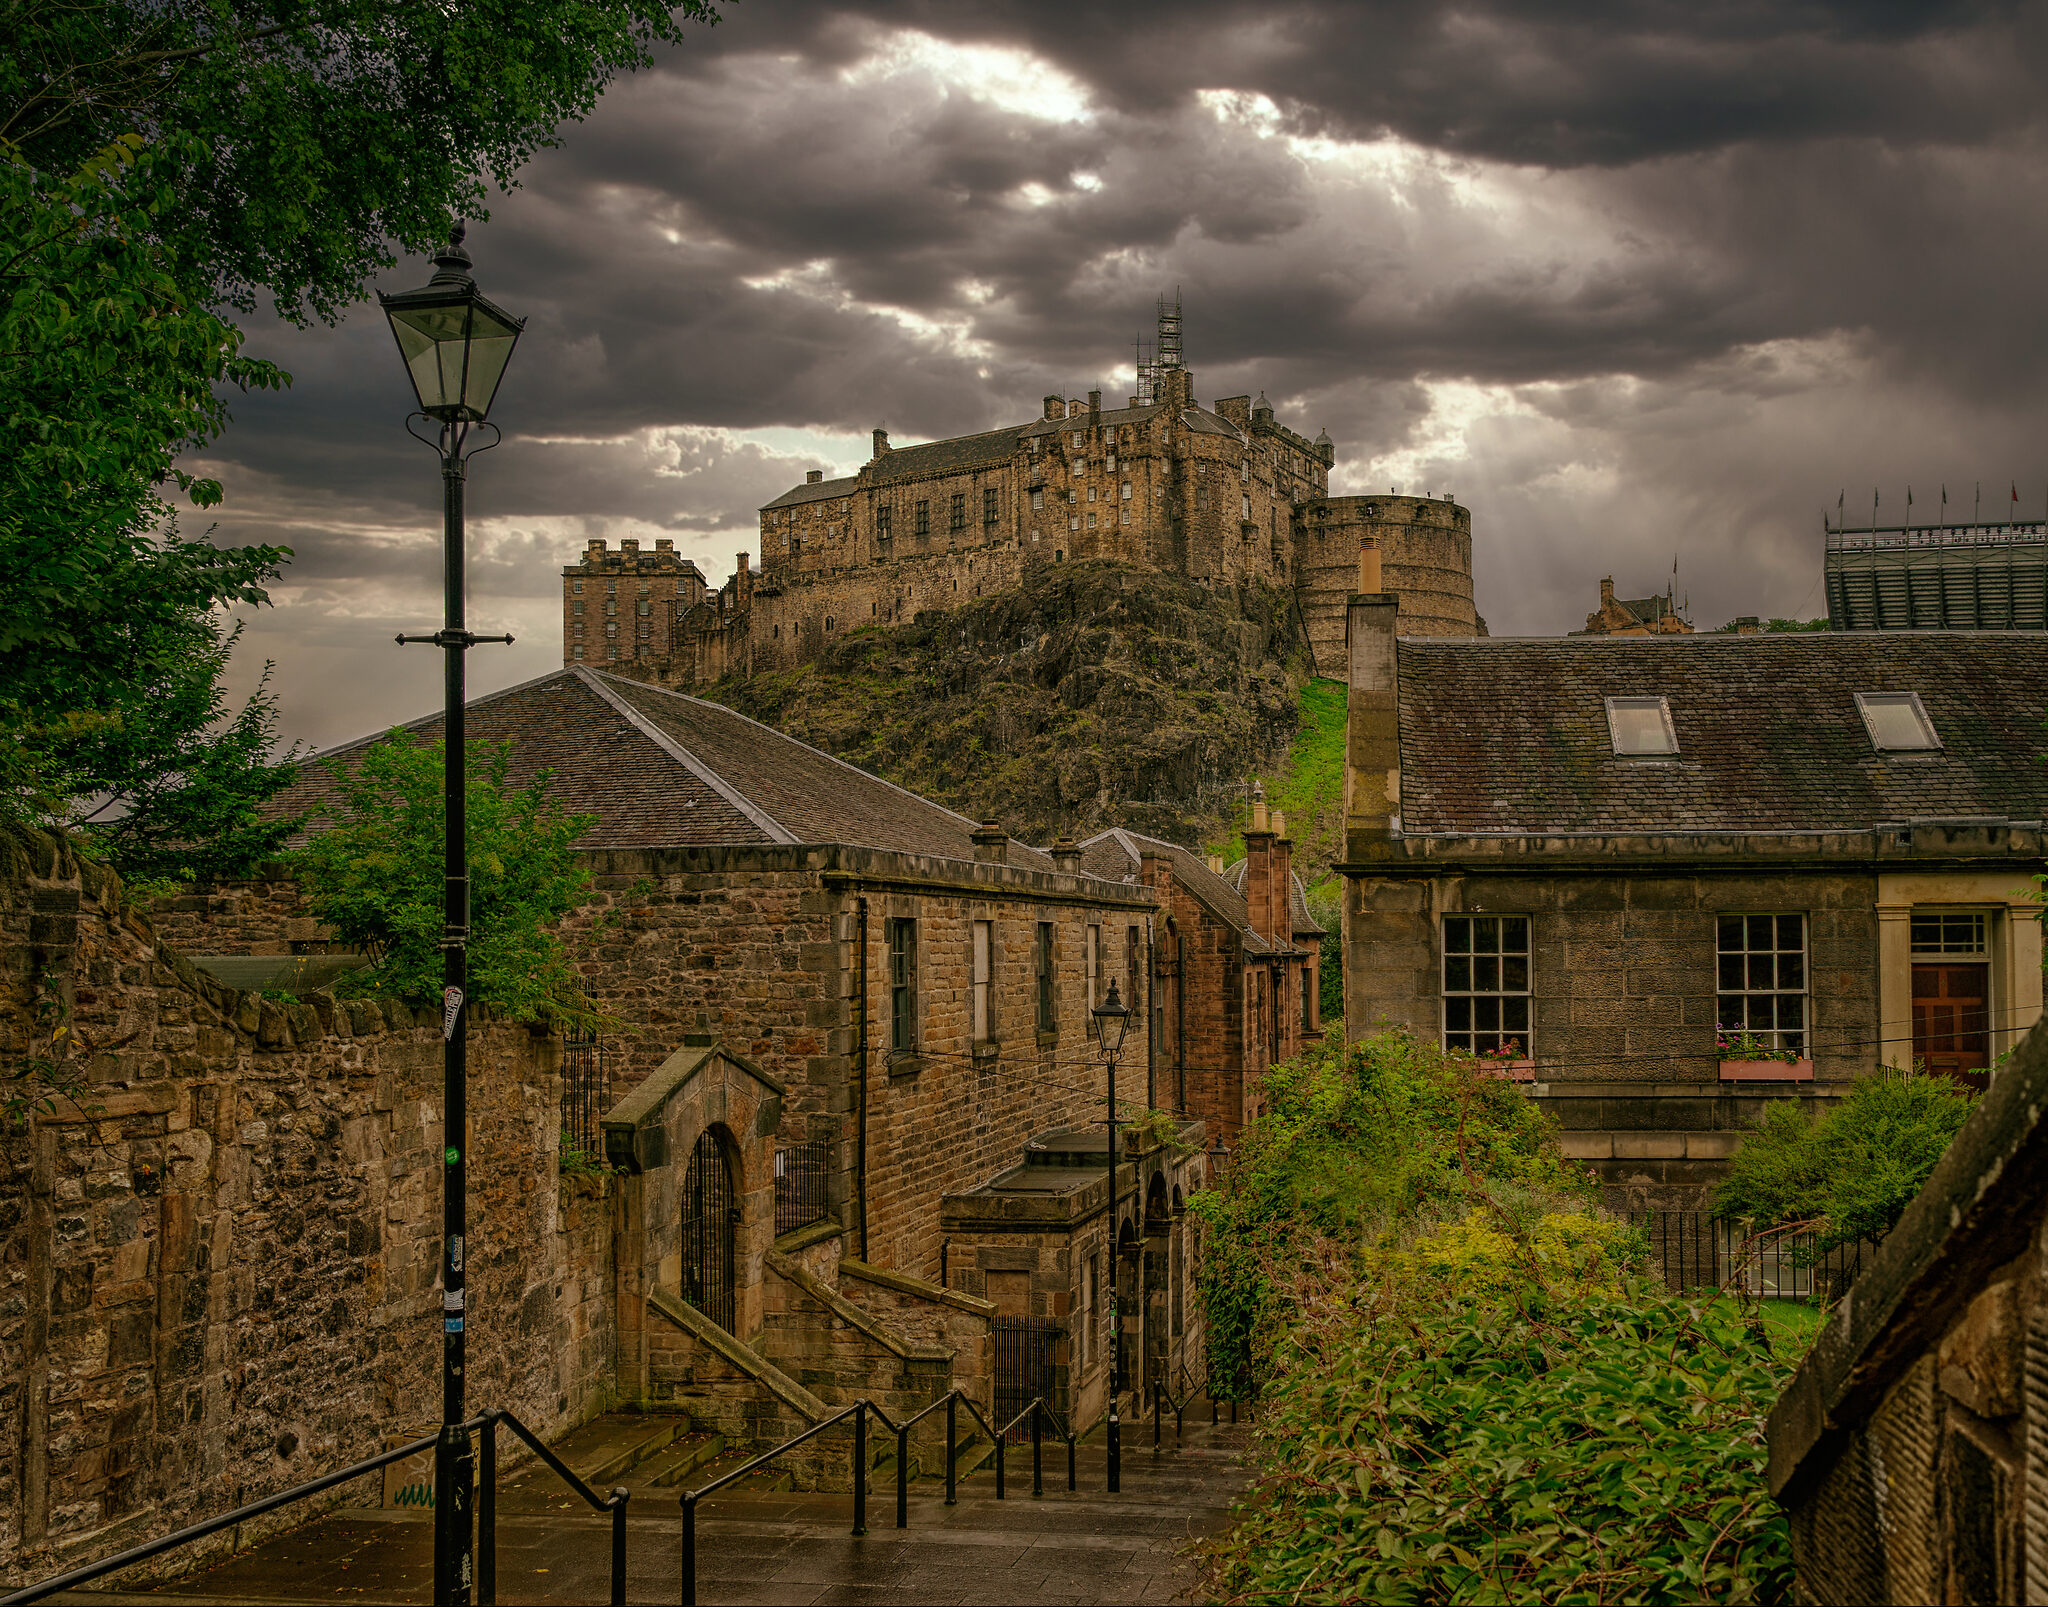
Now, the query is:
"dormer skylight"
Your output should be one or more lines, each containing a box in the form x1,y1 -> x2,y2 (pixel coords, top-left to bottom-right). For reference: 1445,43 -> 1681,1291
1605,696 -> 1678,755
1856,691 -> 1941,751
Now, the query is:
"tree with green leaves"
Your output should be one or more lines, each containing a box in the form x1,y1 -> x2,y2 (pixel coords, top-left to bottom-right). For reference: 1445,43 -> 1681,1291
2,0 -> 719,879
291,731 -> 600,1027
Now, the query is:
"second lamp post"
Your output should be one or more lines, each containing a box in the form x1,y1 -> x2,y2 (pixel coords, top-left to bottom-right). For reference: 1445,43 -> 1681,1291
1092,978 -> 1131,1493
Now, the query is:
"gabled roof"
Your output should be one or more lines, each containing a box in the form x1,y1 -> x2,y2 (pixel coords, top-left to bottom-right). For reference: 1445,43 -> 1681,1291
761,475 -> 857,511
270,667 -> 1051,864
1017,402 -> 1168,439
869,425 -> 1022,484
1076,828 -> 1281,955
1221,860 -> 1325,939
1396,633 -> 2048,835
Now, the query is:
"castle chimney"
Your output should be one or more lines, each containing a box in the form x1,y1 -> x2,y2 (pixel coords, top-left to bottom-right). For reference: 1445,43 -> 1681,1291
1207,854 -> 1225,875
1271,808 -> 1286,839
655,538 -> 673,554
1045,395 -> 1062,420
873,426 -> 891,458
1600,577 -> 1615,607
972,822 -> 1008,865
1344,591 -> 1401,865
736,551 -> 752,612
1050,837 -> 1083,874
1088,389 -> 1101,413
1244,785 -> 1281,945
586,538 -> 605,559
620,538 -> 640,558
1249,782 -> 1269,835
1357,539 -> 1382,594
806,469 -> 824,484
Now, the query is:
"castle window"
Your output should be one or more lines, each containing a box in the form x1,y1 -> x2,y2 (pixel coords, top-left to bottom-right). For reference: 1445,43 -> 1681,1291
915,500 -> 930,536
639,580 -> 650,594
573,645 -> 584,659
790,538 -> 801,557
1069,515 -> 1079,530
605,622 -> 617,636
1241,494 -> 1251,519
1120,508 -> 1130,524
1031,490 -> 1043,510
1087,513 -> 1097,529
1106,454 -> 1116,472
949,492 -> 966,532
984,487 -> 999,526
1087,486 -> 1097,502
573,622 -> 584,635
573,601 -> 584,615
1067,490 -> 1076,505
606,601 -> 617,615
1071,430 -> 1083,449
1121,481 -> 1131,499
1072,458 -> 1084,476
572,581 -> 583,594
878,507 -> 892,539
607,645 -> 618,659
638,601 -> 650,616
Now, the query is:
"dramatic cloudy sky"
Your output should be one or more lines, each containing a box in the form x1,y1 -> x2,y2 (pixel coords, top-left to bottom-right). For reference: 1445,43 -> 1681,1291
198,0 -> 2048,752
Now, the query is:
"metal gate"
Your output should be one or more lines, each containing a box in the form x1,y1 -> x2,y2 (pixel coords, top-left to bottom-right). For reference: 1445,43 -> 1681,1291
680,1130 -> 736,1332
993,1316 -> 1062,1438
560,1033 -> 608,1164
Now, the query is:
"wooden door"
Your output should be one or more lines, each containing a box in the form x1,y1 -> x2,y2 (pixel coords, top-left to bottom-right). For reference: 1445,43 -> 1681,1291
1911,963 -> 1990,1091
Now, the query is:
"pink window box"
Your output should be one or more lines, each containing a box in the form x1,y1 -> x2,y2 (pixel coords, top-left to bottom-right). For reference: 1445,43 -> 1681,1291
1481,1059 -> 1537,1082
1719,1058 -> 1813,1081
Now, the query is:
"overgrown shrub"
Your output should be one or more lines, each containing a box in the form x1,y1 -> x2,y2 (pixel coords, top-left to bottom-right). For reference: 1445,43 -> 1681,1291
1712,1069 -> 1976,1251
1193,1031 -> 1798,1604
291,731 -> 599,1028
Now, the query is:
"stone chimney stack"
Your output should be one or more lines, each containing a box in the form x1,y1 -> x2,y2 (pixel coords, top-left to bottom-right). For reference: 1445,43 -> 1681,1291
620,538 -> 640,558
736,551 -> 752,612
1344,588 -> 1401,865
1207,854 -> 1225,875
586,538 -> 605,560
806,469 -> 824,484
971,822 -> 1008,864
1050,837 -> 1082,874
1600,576 -> 1615,608
1244,784 -> 1282,946
1044,395 -> 1063,420
872,426 -> 891,459
1271,810 -> 1294,948
1088,389 -> 1102,414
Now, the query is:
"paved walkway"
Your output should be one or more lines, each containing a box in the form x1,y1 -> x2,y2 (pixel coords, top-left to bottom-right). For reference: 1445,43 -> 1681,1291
65,1409 -> 1252,1606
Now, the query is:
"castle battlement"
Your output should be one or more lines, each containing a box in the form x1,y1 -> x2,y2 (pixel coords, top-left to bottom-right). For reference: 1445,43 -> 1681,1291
564,305 -> 1483,687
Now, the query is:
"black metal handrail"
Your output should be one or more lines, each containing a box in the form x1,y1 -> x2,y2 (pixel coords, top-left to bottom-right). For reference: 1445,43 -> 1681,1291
676,1389 -> 1082,1606
1150,1374 -> 1193,1452
0,1416 -> 489,1606
476,1407 -> 628,1607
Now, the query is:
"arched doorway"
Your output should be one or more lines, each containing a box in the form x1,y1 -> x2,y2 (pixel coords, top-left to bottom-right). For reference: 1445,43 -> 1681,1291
681,1128 -> 737,1332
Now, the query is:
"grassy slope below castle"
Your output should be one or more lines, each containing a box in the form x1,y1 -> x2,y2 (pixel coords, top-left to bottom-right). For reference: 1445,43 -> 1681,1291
700,562 -> 1316,849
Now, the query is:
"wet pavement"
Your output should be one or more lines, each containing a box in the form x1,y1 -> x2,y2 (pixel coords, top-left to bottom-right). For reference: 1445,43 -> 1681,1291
57,1406 -> 1251,1606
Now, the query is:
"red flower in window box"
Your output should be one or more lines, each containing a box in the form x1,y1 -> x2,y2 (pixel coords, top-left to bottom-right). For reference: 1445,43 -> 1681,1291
1717,1028 -> 1812,1080
1476,1039 -> 1537,1082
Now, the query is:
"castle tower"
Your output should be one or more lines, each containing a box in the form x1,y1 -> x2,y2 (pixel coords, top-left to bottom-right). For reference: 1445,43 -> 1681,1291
1294,494 -> 1482,671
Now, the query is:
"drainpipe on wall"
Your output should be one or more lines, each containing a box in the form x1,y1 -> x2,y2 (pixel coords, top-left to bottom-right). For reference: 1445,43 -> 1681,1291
1175,936 -> 1187,1116
1145,916 -> 1157,1113
856,896 -> 870,1261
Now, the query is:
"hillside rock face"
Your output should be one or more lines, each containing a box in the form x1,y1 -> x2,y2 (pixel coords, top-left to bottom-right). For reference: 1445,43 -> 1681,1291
700,563 -> 1315,849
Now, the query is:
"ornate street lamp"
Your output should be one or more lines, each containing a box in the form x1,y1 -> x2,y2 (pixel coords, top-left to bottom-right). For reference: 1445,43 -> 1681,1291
1092,978 -> 1131,1493
379,223 -> 524,1607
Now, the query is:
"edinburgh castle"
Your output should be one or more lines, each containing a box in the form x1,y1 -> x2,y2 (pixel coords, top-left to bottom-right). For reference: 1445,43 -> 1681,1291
561,302 -> 1485,683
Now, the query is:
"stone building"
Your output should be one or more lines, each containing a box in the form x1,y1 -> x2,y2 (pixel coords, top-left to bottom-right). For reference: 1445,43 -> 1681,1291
561,304 -> 1485,688
1576,576 -> 1693,636
1075,809 -> 1325,1155
168,667 -> 1210,1454
1336,596 -> 2048,1204
1767,1014 -> 2048,1605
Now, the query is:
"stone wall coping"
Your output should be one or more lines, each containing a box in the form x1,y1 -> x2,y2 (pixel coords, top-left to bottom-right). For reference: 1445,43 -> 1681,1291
764,1249 -> 952,1362
1765,1019 -> 2048,1504
773,1219 -> 846,1256
1337,818 -> 2042,876
602,1041 -> 787,1136
838,1257 -> 997,1318
647,1286 -> 828,1423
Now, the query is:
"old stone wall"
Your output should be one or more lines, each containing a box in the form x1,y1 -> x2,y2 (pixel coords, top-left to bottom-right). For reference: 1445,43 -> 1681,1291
144,870 -> 337,958
0,828 -> 606,1587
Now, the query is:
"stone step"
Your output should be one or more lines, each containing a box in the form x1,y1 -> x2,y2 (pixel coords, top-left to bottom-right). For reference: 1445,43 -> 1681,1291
630,1431 -> 728,1489
513,1412 -> 685,1492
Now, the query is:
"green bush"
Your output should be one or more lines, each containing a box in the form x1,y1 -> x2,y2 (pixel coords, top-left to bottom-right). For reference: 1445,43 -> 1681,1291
1712,1069 -> 1976,1251
1193,1031 -> 1798,1604
291,731 -> 599,1028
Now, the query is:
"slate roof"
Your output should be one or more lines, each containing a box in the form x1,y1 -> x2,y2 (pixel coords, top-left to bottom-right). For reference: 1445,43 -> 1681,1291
1396,633 -> 2048,835
269,667 -> 1051,865
1220,860 -> 1326,939
761,475 -> 858,511
868,426 -> 1022,484
1076,828 -> 1281,955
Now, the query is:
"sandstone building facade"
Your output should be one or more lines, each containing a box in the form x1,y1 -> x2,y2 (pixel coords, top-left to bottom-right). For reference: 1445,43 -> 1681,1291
1336,609 -> 2048,1207
562,310 -> 1484,687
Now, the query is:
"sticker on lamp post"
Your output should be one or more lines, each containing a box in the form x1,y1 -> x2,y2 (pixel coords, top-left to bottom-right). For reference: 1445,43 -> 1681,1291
442,986 -> 463,1039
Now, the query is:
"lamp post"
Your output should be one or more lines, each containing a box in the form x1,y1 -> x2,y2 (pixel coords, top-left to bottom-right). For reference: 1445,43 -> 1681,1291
379,224 -> 524,1607
1091,978 -> 1131,1494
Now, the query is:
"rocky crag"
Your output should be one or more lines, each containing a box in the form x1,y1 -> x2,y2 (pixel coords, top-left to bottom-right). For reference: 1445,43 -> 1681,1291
701,563 -> 1316,854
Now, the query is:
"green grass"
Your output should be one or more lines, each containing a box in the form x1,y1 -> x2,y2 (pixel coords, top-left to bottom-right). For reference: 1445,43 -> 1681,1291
1208,676 -> 1349,885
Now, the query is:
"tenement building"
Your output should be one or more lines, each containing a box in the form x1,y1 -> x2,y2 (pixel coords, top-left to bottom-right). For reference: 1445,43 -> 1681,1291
1336,591 -> 2048,1208
561,305 -> 1485,686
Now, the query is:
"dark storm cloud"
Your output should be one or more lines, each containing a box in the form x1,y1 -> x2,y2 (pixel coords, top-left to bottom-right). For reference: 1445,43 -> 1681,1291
200,0 -> 2048,748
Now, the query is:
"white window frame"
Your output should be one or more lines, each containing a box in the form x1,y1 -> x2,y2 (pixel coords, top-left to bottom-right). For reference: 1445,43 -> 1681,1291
1604,696 -> 1679,756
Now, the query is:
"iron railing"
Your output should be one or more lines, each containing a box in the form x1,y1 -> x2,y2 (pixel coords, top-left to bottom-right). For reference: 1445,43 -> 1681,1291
773,1136 -> 831,1236
561,1032 -> 609,1165
0,1406 -> 628,1607
993,1314 -> 1064,1439
1624,1209 -> 1873,1303
677,1390 -> 1080,1607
